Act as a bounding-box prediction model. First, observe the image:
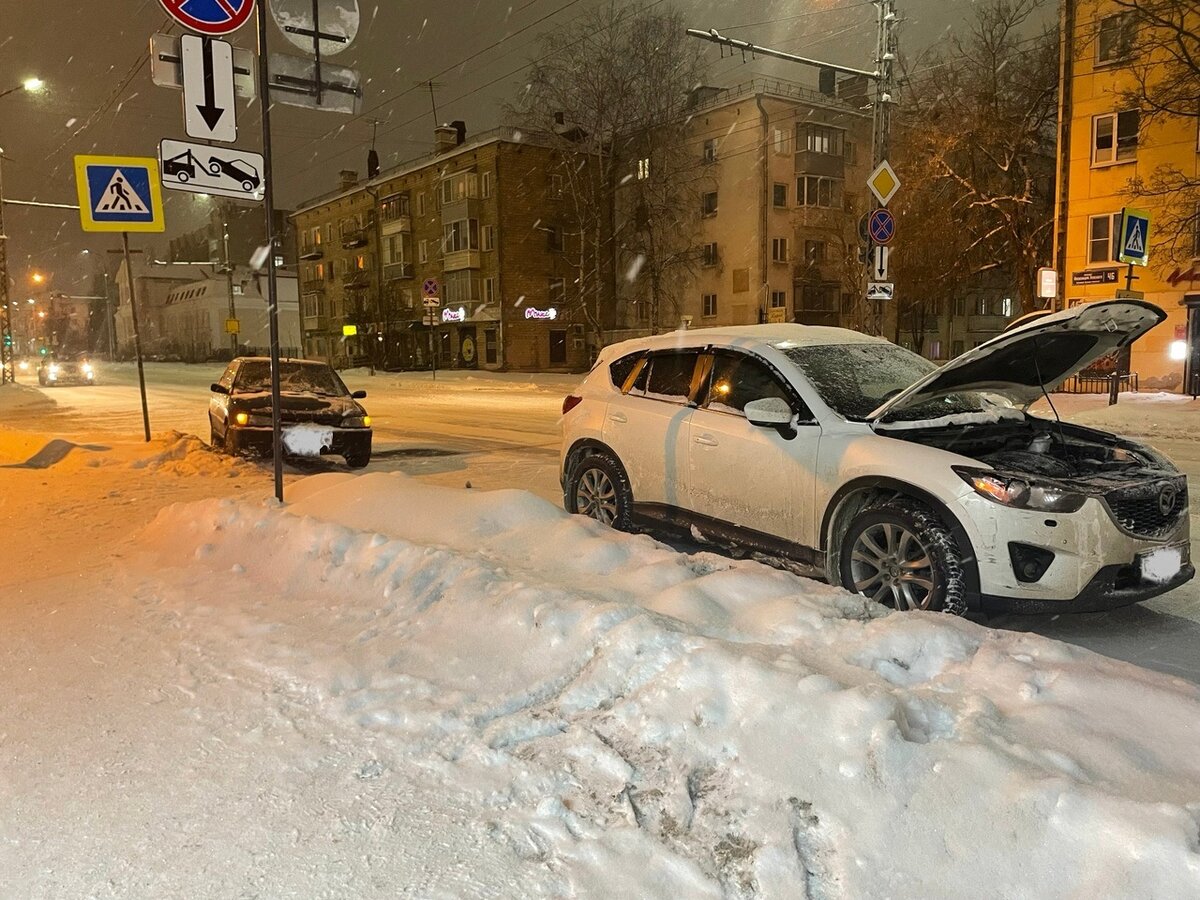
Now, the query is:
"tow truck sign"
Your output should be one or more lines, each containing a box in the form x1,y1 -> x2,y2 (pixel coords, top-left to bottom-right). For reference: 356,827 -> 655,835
158,139 -> 265,201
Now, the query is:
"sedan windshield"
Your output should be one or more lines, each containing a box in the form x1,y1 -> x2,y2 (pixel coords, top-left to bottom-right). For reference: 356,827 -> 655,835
233,361 -> 348,396
783,343 -> 1007,422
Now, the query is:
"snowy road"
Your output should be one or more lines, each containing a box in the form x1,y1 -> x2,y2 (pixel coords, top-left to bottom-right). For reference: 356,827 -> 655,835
5,363 -> 1200,683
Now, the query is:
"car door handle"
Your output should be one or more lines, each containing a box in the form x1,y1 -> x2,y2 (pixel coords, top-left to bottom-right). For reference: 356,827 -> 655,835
694,434 -> 719,447
608,412 -> 628,424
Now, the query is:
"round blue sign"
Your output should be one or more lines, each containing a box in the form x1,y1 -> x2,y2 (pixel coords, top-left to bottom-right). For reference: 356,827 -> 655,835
868,208 -> 896,245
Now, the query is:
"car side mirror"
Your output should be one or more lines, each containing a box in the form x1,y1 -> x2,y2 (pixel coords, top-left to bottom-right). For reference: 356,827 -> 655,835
351,389 -> 367,399
211,383 -> 229,395
744,397 -> 793,427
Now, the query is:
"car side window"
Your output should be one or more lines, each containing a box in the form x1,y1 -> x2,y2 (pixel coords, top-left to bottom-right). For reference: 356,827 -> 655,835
704,352 -> 811,419
642,351 -> 701,404
218,362 -> 238,391
609,352 -> 642,391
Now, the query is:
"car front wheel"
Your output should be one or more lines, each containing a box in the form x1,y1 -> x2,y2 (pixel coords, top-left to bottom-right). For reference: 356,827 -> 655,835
566,451 -> 633,531
839,503 -> 966,615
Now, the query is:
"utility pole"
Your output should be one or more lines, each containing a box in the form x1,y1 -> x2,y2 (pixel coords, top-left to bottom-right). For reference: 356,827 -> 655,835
0,153 -> 13,384
258,0 -> 284,503
686,2 -> 899,336
221,208 -> 238,357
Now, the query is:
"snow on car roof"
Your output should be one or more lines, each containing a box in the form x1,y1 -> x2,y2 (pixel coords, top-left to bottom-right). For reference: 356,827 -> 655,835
604,324 -> 886,357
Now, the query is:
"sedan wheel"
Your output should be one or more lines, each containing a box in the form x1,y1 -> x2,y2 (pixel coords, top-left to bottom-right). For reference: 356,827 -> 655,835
577,467 -> 618,525
566,451 -> 633,531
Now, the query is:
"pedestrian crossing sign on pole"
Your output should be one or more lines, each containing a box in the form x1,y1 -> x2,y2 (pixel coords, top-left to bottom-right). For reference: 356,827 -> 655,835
73,155 -> 165,233
1117,207 -> 1151,266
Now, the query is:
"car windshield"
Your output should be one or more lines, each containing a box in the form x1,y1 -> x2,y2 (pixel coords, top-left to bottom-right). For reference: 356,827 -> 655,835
783,343 -> 1009,422
233,361 -> 347,396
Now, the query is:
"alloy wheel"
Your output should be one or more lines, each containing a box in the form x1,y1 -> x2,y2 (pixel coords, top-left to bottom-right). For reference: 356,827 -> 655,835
577,467 -> 618,525
849,521 -> 936,610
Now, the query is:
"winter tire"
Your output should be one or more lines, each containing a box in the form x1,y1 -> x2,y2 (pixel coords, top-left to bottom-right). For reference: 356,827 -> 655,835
839,503 -> 967,615
567,451 -> 633,531
344,450 -> 371,469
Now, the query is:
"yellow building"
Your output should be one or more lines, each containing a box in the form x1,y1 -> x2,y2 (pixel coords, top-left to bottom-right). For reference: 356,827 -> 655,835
1056,0 -> 1200,390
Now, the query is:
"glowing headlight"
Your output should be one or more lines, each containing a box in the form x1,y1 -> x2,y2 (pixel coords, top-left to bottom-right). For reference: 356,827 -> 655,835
82,363 -> 93,374
235,412 -> 249,426
954,467 -> 1086,513
48,364 -> 59,375
18,360 -> 29,371
343,415 -> 371,428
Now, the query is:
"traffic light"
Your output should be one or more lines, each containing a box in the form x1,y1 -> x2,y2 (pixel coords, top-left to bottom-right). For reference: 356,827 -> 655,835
2,333 -> 11,348
39,346 -> 48,356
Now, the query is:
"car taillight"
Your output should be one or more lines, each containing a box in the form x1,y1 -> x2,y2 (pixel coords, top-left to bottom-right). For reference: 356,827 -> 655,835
562,395 -> 582,415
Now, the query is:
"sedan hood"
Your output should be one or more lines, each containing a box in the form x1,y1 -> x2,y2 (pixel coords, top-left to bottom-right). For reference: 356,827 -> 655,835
233,391 -> 364,419
870,300 -> 1166,421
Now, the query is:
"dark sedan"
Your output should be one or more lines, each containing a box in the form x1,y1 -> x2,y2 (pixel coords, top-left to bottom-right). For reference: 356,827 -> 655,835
38,354 -> 96,386
209,357 -> 372,468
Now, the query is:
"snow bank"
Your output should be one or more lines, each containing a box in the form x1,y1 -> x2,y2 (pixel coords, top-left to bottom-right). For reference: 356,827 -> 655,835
135,473 -> 1200,898
0,383 -> 56,414
0,427 -> 249,476
1034,391 -> 1200,440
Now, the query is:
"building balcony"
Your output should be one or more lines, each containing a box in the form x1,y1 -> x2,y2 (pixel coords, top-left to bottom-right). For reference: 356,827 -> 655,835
384,261 -> 414,281
967,314 -> 1010,332
301,314 -> 328,332
441,198 -> 481,223
794,150 -> 846,179
298,245 -> 324,260
301,279 -> 326,294
342,270 -> 371,288
340,229 -> 369,249
380,213 -> 411,234
443,249 -> 481,271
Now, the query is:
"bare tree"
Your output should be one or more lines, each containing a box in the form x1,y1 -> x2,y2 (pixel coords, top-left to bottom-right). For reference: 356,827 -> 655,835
512,2 -> 708,339
1105,0 -> 1200,263
894,0 -> 1058,320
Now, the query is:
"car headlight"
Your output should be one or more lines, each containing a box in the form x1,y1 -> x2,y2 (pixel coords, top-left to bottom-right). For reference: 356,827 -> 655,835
48,364 -> 59,375
82,363 -> 93,374
18,361 -> 29,371
235,412 -> 250,425
343,415 -> 371,428
954,466 -> 1086,513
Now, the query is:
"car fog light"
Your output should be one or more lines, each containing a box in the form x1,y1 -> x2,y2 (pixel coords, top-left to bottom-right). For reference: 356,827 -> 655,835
235,412 -> 249,425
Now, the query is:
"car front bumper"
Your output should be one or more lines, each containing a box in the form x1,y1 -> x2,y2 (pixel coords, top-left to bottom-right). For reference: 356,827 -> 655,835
226,425 -> 372,459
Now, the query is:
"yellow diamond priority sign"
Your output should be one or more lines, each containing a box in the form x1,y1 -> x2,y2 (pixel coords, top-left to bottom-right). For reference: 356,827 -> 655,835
867,160 -> 900,207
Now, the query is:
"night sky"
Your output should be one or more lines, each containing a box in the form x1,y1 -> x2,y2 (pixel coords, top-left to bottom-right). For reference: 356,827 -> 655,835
0,0 -> 1045,297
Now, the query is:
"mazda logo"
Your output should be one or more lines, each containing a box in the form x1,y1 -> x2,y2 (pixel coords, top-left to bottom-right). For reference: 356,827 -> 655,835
1158,484 -> 1178,517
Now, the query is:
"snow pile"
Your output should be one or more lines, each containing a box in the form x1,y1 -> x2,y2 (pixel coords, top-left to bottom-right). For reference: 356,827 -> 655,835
1035,391 -> 1200,440
0,427 -> 248,477
128,430 -> 251,477
127,473 -> 1200,898
0,383 -> 56,413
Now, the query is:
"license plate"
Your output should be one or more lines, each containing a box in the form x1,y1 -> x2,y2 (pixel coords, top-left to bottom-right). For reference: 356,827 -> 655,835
1138,543 -> 1188,584
282,424 -> 333,457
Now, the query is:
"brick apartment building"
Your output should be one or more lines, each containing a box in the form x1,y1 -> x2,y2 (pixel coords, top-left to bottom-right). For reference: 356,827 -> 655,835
291,124 -> 608,372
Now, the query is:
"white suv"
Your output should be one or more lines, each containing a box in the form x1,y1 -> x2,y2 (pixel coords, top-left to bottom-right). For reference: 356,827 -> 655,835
559,301 -> 1192,615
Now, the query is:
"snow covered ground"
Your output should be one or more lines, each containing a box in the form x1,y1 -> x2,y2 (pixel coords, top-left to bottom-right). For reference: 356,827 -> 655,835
3,367 -> 1200,896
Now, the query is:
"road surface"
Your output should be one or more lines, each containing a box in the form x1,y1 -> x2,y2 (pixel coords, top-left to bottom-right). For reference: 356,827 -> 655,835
6,362 -> 1200,683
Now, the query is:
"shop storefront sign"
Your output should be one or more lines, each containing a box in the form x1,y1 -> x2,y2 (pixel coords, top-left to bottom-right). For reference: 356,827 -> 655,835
442,306 -> 466,323
524,307 -> 558,320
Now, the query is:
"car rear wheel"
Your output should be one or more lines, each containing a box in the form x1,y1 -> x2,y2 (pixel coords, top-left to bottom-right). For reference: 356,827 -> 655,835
839,503 -> 966,615
344,449 -> 370,469
566,451 -> 632,531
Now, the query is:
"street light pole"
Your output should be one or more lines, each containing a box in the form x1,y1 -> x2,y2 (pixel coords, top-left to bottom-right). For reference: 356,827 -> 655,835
0,152 -> 14,385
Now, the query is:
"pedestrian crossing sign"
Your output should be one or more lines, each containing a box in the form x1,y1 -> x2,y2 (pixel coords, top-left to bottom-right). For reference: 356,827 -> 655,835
1118,207 -> 1151,266
74,155 -> 165,233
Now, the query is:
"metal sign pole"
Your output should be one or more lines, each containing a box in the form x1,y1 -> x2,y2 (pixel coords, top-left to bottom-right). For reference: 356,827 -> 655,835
121,231 -> 152,441
258,0 -> 284,502
0,154 -> 13,386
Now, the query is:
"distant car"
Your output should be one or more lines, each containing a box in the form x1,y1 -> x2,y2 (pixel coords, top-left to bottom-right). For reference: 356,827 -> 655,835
209,357 -> 373,468
208,157 -> 260,192
559,301 -> 1192,616
38,354 -> 96,386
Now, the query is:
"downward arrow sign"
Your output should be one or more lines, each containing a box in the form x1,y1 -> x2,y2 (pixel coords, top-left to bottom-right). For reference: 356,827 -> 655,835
181,34 -> 237,143
197,38 -> 225,131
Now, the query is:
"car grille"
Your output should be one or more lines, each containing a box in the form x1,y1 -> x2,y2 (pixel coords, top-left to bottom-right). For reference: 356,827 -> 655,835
1105,477 -> 1188,539
280,410 -> 343,427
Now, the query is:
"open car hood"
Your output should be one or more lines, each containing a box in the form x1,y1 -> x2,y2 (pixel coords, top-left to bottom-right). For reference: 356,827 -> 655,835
869,300 -> 1166,422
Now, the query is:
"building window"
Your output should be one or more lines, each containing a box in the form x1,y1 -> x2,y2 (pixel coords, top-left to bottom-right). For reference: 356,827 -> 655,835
773,127 -> 791,155
800,284 -> 837,311
703,138 -> 717,164
416,192 -> 426,216
443,219 -> 480,253
549,277 -> 566,304
952,296 -> 966,316
771,237 -> 789,263
482,224 -> 496,252
702,191 -> 718,217
804,240 -> 825,263
637,157 -> 651,180
1093,110 -> 1139,165
799,124 -> 844,156
952,339 -> 964,358
928,340 -> 943,360
977,297 -> 990,316
380,193 -> 410,222
549,174 -> 564,198
549,330 -> 568,365
797,176 -> 841,208
418,239 -> 428,264
702,293 -> 717,317
484,276 -> 497,304
770,290 -> 787,309
546,223 -> 564,252
440,172 -> 479,204
772,183 -> 787,208
701,242 -> 719,267
1088,212 -> 1122,264
481,171 -> 493,198
1097,13 -> 1135,64
1001,297 -> 1014,317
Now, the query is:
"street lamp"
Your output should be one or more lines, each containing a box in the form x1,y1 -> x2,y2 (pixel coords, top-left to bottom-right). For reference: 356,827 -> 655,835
31,272 -> 44,284
0,78 -> 45,101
